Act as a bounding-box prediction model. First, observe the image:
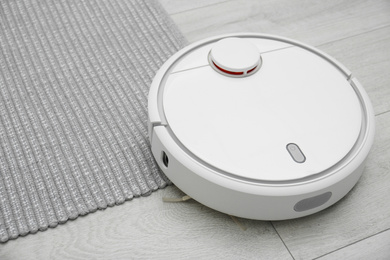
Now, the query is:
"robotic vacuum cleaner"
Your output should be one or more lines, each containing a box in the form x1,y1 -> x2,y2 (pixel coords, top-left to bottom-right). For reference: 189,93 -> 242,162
148,33 -> 375,220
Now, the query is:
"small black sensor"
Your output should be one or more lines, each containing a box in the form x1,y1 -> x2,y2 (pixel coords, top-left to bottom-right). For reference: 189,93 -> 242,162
162,151 -> 169,168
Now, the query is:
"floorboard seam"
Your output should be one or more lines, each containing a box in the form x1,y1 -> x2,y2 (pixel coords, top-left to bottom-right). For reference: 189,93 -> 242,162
375,110 -> 390,117
316,24 -> 390,48
312,227 -> 390,259
167,0 -> 232,16
271,222 -> 295,260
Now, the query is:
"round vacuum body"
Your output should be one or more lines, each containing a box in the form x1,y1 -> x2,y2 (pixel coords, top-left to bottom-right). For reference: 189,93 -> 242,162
148,33 -> 375,220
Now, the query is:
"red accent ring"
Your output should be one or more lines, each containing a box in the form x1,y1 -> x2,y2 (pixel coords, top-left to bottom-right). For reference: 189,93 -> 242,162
212,62 -> 244,75
247,66 -> 258,74
212,62 -> 257,75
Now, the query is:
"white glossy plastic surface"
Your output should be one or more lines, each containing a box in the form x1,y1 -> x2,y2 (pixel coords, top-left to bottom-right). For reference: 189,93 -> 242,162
148,33 -> 375,220
163,42 -> 361,181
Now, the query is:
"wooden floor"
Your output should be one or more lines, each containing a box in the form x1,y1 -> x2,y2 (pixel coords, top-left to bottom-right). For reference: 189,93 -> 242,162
1,1 -> 390,259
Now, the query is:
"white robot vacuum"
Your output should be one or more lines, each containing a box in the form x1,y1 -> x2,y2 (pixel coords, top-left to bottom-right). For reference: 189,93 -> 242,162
148,33 -> 375,220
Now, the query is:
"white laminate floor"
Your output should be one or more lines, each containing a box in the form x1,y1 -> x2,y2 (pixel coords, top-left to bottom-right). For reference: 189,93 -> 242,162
1,1 -> 389,259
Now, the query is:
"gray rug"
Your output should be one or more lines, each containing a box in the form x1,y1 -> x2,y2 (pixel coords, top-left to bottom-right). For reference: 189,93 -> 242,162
0,0 -> 187,242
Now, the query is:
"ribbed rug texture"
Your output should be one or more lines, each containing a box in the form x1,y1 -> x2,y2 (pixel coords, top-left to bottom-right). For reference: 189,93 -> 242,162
0,0 -> 187,242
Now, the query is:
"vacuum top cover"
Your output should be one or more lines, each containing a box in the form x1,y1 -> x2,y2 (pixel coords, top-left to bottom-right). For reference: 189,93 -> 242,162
154,35 -> 363,182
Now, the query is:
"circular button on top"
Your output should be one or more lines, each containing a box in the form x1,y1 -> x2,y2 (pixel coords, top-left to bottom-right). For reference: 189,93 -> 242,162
209,37 -> 261,76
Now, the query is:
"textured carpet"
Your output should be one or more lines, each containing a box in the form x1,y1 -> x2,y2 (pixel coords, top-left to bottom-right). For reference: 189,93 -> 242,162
0,0 -> 187,242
